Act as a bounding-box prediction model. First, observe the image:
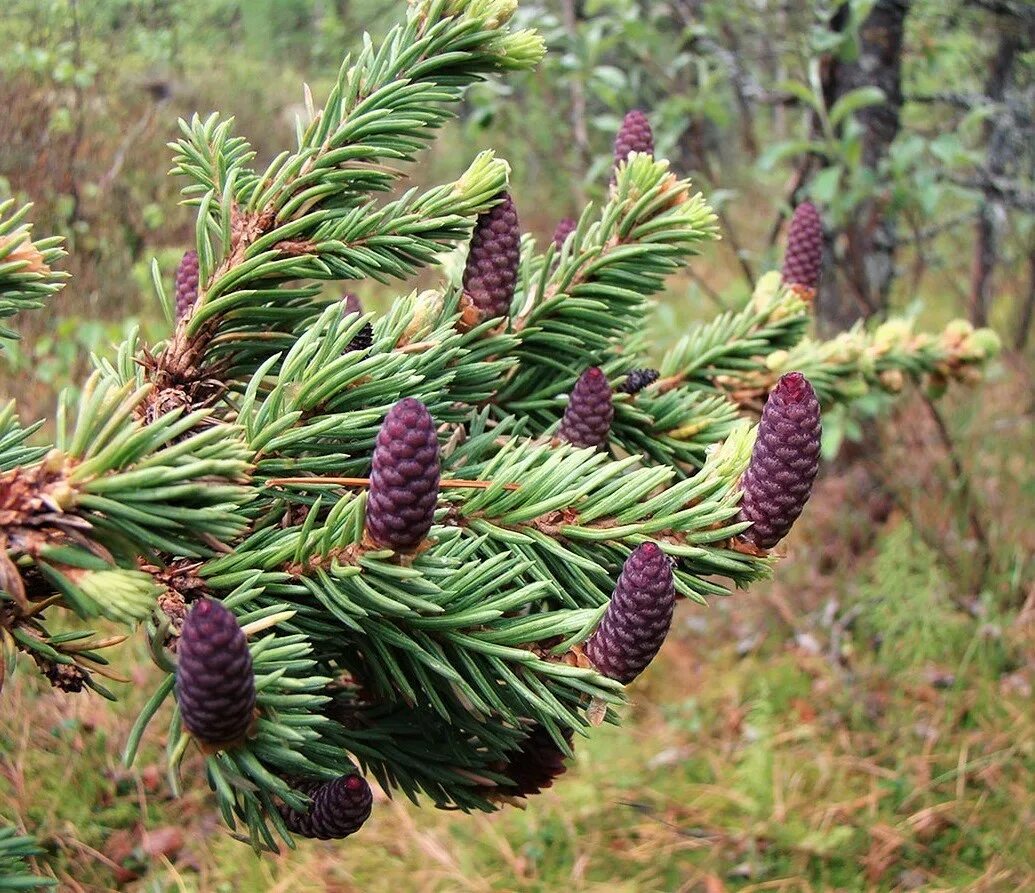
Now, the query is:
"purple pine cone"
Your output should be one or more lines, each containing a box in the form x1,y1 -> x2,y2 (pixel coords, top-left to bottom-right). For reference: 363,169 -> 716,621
462,192 -> 521,320
502,726 -> 573,798
175,599 -> 256,747
346,322 -> 373,354
781,202 -> 824,293
613,110 -> 654,170
585,542 -> 675,684
737,372 -> 822,549
621,368 -> 659,395
552,217 -> 576,249
174,249 -> 199,321
557,367 -> 614,449
342,292 -> 363,316
279,774 -> 372,840
365,398 -> 441,551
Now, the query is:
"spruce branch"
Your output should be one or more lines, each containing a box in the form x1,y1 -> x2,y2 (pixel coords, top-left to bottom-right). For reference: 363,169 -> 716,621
0,0 -> 1003,853
0,200 -> 68,349
0,824 -> 54,890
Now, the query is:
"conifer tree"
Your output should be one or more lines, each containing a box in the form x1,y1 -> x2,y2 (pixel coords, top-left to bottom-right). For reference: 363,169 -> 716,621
0,0 -> 998,854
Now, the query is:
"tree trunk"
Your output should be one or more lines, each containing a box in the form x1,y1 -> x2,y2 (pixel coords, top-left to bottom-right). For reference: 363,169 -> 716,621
816,0 -> 911,335
968,32 -> 1021,327
1015,248 -> 1035,351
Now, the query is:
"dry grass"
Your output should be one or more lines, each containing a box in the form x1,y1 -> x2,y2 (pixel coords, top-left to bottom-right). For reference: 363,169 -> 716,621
3,372 -> 1033,891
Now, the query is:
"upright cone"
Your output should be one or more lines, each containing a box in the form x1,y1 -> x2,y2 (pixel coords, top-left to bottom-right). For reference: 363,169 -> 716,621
552,217 -> 576,249
584,542 -> 675,684
781,202 -> 823,297
174,249 -> 199,320
462,192 -> 521,320
737,372 -> 821,549
613,110 -> 654,172
279,774 -> 372,840
175,599 -> 256,747
557,367 -> 614,449
365,398 -> 441,551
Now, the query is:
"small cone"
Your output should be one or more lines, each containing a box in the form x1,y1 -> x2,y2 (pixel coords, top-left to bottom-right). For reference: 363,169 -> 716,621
174,249 -> 199,320
462,192 -> 521,321
620,368 -> 659,395
345,322 -> 373,353
342,292 -> 363,316
557,367 -> 614,449
175,599 -> 256,747
613,110 -> 654,172
585,542 -> 675,684
737,372 -> 822,550
552,217 -> 576,249
365,398 -> 441,552
781,202 -> 823,297
279,774 -> 372,840
502,726 -> 573,797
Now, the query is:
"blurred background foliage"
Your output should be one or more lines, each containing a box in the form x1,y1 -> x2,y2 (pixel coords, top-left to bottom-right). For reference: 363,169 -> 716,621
0,0 -> 1033,890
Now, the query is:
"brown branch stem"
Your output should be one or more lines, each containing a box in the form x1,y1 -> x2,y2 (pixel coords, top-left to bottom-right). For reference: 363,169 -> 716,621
266,476 -> 521,492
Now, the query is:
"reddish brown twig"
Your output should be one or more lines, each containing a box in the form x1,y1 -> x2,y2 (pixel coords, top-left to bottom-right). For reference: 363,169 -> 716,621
266,476 -> 520,492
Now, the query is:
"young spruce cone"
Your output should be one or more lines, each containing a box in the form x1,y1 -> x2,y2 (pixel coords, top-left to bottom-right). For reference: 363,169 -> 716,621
279,775 -> 372,840
613,109 -> 654,169
502,726 -> 573,797
737,372 -> 821,550
585,542 -> 675,684
557,367 -> 614,449
174,249 -> 199,320
342,292 -> 363,316
462,192 -> 521,320
552,217 -> 576,249
340,293 -> 372,352
175,598 -> 256,747
780,202 -> 823,296
365,398 -> 441,552
346,323 -> 374,354
621,368 -> 659,395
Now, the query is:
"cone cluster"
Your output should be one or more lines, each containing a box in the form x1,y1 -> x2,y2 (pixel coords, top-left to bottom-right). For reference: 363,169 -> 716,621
737,372 -> 821,550
781,202 -> 823,294
462,192 -> 521,320
174,249 -> 199,321
279,774 -> 373,840
365,398 -> 441,551
557,367 -> 614,449
174,598 -> 256,747
585,542 -> 675,684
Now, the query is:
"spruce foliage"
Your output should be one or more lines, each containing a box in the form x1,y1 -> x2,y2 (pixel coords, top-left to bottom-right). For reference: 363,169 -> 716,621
0,0 -> 998,853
